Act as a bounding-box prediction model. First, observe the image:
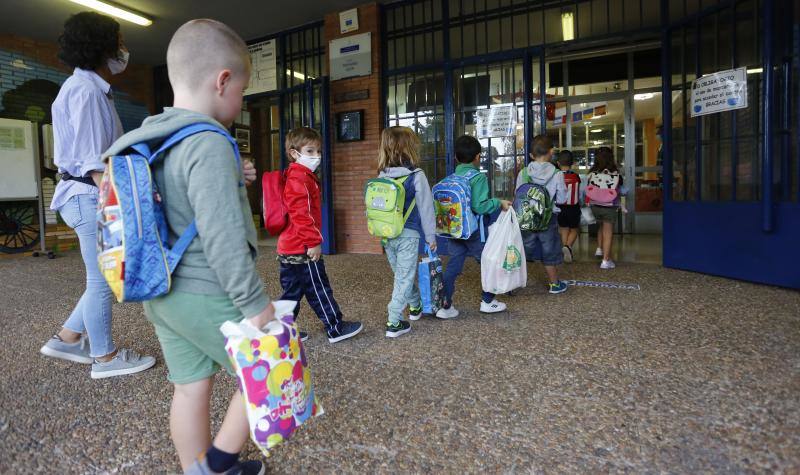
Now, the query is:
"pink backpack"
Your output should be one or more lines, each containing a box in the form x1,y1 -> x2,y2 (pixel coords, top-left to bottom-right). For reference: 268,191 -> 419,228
586,169 -> 620,205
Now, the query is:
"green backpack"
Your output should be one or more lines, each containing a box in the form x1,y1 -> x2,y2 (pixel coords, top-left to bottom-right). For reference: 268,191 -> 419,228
514,167 -> 555,232
364,174 -> 416,239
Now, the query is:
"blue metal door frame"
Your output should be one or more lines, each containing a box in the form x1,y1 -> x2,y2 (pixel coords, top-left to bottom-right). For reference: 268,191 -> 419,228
661,0 -> 800,289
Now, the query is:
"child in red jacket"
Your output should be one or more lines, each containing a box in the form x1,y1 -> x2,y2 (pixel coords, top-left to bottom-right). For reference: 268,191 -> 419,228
277,127 -> 363,343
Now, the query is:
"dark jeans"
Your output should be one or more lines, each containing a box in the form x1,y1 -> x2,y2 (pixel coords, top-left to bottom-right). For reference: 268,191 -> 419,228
279,258 -> 343,335
443,231 -> 495,306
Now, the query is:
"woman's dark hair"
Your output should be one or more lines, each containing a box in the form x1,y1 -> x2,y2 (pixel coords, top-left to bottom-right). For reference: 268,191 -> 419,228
590,146 -> 619,173
58,12 -> 121,70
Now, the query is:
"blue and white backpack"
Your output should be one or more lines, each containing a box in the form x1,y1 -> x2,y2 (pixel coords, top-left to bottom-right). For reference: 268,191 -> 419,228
432,169 -> 483,240
96,123 -> 240,302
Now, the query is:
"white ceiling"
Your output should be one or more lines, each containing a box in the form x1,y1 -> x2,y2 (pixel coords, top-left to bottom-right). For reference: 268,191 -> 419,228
0,0 -> 378,66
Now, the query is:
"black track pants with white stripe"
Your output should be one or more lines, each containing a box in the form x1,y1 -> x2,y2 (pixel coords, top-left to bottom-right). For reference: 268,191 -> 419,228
279,258 -> 343,335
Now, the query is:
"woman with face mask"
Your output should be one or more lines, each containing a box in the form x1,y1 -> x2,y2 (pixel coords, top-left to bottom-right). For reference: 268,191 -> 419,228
40,11 -> 155,379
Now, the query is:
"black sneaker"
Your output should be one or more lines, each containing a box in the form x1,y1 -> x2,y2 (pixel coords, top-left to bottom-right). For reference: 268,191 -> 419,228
185,458 -> 264,475
385,320 -> 411,338
300,331 -> 309,342
408,305 -> 423,321
233,460 -> 265,475
327,321 -> 363,343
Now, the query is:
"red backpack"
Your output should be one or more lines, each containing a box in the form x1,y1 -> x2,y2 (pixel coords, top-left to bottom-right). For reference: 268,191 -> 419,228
262,170 -> 289,235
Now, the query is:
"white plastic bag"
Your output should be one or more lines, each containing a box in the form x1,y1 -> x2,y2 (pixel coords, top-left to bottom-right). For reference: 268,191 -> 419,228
580,206 -> 596,226
481,208 -> 527,294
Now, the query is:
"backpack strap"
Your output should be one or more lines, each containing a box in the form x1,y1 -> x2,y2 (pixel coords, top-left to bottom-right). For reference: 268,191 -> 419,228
520,167 -> 531,184
143,123 -> 242,273
397,171 -> 419,224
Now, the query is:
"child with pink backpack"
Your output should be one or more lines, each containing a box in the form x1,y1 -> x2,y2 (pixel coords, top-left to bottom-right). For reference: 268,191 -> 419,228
586,146 -> 628,269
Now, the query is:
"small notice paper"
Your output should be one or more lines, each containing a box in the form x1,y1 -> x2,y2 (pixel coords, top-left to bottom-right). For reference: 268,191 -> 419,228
690,67 -> 748,117
476,105 -> 516,138
0,126 -> 25,150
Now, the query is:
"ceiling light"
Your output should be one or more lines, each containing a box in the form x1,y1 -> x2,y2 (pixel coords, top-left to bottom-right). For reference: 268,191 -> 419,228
634,93 -> 654,101
287,70 -> 311,81
67,0 -> 152,26
591,129 -> 603,133
561,12 -> 574,41
746,67 -> 763,74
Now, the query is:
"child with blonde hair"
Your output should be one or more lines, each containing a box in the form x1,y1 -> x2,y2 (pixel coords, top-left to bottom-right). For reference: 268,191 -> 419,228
374,126 -> 437,337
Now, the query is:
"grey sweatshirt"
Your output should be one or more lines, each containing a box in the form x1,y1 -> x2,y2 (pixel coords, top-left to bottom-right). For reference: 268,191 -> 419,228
378,166 -> 436,245
103,107 -> 269,319
515,161 -> 568,213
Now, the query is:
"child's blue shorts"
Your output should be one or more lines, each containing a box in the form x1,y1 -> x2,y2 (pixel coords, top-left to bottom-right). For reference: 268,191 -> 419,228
522,219 -> 563,266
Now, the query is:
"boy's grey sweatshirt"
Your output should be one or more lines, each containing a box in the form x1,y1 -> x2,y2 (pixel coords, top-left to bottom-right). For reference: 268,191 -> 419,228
102,107 -> 269,319
515,161 -> 568,213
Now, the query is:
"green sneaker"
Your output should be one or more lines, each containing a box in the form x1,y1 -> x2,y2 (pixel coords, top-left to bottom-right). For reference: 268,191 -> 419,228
385,320 -> 411,338
408,304 -> 423,321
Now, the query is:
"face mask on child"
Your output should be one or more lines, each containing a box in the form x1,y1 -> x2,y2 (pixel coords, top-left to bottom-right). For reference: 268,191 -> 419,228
108,50 -> 130,75
296,154 -> 321,173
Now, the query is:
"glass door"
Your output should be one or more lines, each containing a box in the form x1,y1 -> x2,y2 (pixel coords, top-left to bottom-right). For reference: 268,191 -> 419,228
564,95 -> 630,232
631,91 -> 664,233
453,60 -> 527,201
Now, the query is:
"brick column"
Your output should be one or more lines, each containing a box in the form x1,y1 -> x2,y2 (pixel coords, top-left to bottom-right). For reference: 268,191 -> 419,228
324,3 -> 383,254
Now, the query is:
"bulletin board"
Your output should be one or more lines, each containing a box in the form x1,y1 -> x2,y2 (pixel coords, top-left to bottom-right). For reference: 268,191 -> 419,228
0,118 -> 38,199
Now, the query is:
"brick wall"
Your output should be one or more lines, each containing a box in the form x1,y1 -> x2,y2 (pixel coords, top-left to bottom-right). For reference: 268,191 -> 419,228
324,3 -> 384,254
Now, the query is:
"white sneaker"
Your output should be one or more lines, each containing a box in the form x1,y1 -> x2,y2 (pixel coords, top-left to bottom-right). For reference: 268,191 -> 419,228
600,259 -> 616,269
435,306 -> 459,319
595,247 -> 603,257
480,299 -> 507,313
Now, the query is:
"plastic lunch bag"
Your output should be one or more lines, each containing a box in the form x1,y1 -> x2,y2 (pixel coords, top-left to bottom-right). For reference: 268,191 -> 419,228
418,244 -> 444,314
220,300 -> 324,455
580,206 -> 596,226
481,208 -> 527,294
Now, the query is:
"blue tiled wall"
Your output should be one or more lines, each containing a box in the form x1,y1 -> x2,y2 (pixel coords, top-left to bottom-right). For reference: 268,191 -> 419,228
0,49 -> 149,131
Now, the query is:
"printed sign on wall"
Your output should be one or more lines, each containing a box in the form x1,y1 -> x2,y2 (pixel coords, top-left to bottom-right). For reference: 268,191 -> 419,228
330,33 -> 372,81
476,105 -> 516,138
690,67 -> 748,117
245,39 -> 277,96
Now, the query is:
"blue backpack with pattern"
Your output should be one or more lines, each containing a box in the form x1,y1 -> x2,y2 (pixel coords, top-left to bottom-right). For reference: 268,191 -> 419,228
96,123 -> 240,302
432,169 -> 483,240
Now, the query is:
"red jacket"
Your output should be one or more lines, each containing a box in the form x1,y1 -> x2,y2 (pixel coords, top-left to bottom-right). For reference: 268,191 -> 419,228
277,163 -> 323,255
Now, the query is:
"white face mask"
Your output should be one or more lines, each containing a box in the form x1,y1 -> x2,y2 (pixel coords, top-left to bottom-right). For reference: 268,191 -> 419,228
108,50 -> 129,75
296,154 -> 321,172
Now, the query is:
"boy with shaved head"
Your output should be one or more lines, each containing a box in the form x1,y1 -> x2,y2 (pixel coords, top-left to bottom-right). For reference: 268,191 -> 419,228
103,19 -> 270,474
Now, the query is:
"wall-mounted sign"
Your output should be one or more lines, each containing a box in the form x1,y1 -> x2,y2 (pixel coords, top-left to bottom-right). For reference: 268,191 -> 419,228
245,39 -> 277,96
475,105 -> 516,138
690,67 -> 747,117
334,89 -> 369,104
330,32 -> 372,81
339,8 -> 359,34
337,110 -> 364,142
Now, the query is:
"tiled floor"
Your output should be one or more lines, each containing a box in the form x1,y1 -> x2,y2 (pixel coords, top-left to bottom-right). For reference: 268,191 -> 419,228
1,245 -> 797,473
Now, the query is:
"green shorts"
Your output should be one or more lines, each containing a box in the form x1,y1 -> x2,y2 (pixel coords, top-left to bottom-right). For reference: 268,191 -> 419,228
591,205 -> 620,225
143,291 -> 243,385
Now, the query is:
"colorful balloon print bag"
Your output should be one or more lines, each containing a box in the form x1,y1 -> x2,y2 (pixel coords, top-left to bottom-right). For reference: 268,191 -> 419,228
221,300 -> 324,455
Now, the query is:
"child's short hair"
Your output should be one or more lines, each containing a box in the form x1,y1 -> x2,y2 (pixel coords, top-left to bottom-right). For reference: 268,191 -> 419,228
531,135 -> 553,158
285,127 -> 322,161
455,135 -> 481,164
377,126 -> 420,172
167,19 -> 249,93
557,149 -> 574,167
